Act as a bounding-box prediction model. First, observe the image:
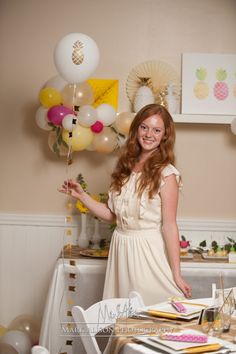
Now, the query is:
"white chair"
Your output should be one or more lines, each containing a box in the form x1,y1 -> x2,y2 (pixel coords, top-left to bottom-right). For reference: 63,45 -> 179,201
212,283 -> 236,300
71,291 -> 144,354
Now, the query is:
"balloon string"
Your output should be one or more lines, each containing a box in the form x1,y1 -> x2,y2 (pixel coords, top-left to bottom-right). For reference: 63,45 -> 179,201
59,82 -> 78,352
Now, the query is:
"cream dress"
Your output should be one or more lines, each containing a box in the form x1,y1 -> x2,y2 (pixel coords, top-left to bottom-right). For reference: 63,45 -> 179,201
103,164 -> 183,305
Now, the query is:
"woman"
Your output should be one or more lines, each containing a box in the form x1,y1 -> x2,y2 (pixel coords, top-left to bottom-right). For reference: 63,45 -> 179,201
59,104 -> 192,304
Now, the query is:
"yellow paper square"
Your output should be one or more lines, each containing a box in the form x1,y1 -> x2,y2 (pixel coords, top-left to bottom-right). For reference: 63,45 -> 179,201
87,78 -> 119,110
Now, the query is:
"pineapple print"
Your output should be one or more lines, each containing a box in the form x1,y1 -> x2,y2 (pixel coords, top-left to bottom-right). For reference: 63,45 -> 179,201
193,68 -> 209,100
213,68 -> 229,100
72,40 -> 84,65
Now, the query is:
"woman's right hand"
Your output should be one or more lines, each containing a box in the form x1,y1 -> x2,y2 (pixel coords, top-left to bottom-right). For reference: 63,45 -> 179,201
58,179 -> 85,200
59,179 -> 116,223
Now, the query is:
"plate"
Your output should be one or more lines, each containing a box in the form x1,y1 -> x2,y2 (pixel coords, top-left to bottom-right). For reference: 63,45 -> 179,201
79,249 -> 109,258
202,252 -> 228,261
126,60 -> 180,105
142,301 -> 206,320
180,253 -> 193,260
135,329 -> 229,354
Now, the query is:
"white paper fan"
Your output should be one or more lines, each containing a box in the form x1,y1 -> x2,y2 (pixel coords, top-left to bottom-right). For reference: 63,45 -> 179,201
126,60 -> 180,105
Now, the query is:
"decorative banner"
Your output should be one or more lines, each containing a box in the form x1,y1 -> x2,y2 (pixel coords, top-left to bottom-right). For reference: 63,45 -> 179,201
87,78 -> 119,110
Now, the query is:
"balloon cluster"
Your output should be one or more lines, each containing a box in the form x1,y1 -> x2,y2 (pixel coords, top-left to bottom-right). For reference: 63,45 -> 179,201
35,32 -> 135,156
0,314 -> 40,354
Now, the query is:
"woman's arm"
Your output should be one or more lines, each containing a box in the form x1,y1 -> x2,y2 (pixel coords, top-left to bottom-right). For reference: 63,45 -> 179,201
58,179 -> 116,223
160,174 -> 192,298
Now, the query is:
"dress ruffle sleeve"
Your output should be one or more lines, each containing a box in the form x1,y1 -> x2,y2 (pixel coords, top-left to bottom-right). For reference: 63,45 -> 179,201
107,190 -> 115,213
160,164 -> 182,189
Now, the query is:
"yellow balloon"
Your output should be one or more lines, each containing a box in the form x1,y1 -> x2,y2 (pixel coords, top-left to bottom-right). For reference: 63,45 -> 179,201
62,82 -> 94,109
39,87 -> 62,108
62,124 -> 94,151
93,127 -> 117,153
0,325 -> 7,337
115,112 -> 135,135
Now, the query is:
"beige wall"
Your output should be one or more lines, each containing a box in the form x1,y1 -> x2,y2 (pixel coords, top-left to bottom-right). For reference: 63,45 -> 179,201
0,0 -> 236,218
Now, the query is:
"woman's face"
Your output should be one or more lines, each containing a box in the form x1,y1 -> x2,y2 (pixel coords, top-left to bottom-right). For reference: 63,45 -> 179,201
137,114 -> 165,153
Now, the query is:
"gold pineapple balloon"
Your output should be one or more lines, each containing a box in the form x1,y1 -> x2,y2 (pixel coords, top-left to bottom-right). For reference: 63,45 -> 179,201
72,40 -> 84,65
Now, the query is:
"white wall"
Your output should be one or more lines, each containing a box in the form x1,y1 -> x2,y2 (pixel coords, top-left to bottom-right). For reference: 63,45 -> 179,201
0,0 -> 235,217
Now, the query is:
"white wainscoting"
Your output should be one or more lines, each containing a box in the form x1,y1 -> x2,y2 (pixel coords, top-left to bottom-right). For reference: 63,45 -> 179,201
0,213 -> 235,327
178,219 -> 236,246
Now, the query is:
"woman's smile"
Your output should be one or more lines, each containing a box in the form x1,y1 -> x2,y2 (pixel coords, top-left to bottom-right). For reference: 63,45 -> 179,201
137,114 -> 165,152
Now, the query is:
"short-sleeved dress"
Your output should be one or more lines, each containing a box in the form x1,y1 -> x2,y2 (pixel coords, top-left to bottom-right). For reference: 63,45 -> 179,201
103,164 -> 183,305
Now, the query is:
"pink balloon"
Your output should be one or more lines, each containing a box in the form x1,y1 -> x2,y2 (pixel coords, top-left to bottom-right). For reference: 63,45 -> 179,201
91,120 -> 104,133
47,105 -> 74,126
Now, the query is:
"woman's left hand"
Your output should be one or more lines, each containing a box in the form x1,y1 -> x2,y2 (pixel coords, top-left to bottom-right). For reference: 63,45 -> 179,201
174,274 -> 192,298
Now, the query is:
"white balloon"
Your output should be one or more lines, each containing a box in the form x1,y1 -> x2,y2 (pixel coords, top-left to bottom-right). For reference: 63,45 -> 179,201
54,33 -> 100,83
1,330 -> 31,354
77,105 -> 97,127
44,75 -> 67,91
96,104 -> 116,126
62,114 -> 77,131
230,117 -> 236,135
31,345 -> 49,354
35,106 -> 52,131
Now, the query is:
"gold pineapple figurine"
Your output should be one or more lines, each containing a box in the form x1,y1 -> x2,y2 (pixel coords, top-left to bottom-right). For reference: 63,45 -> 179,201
157,88 -> 168,108
72,40 -> 84,65
137,77 -> 153,91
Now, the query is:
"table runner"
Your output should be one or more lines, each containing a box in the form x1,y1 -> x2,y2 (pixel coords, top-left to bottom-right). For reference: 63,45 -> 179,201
108,317 -> 236,354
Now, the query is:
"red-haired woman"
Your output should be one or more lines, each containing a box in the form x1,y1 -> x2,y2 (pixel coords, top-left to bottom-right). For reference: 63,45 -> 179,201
59,104 -> 192,305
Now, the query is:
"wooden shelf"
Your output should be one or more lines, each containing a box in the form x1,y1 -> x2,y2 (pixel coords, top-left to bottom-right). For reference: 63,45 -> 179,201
173,114 -> 236,124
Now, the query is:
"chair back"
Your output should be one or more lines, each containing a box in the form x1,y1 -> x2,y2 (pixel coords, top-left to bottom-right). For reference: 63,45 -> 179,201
212,283 -> 236,300
72,291 -> 144,354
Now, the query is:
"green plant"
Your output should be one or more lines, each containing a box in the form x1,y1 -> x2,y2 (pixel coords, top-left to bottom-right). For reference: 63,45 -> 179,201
76,173 -> 88,192
224,237 -> 236,252
109,223 -> 117,233
199,240 -> 207,247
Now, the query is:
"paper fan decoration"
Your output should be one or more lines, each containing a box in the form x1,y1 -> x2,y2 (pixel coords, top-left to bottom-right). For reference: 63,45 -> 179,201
126,60 -> 180,106
87,78 -> 119,110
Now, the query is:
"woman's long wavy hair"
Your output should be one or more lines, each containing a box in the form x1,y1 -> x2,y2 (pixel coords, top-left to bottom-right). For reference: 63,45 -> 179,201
110,104 -> 176,198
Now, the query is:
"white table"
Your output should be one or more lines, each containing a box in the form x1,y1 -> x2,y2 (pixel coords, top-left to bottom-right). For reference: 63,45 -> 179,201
119,297 -> 236,354
39,258 -> 107,354
39,257 -> 236,354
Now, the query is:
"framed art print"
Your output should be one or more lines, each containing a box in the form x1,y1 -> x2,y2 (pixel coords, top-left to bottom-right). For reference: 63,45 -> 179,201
181,53 -> 236,115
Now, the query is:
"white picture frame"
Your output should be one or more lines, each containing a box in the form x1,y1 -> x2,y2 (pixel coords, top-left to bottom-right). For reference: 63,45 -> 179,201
181,53 -> 236,115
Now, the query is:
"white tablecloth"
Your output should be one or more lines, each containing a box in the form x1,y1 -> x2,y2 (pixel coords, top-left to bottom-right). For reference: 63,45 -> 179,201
39,258 -> 107,354
39,258 -> 236,354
